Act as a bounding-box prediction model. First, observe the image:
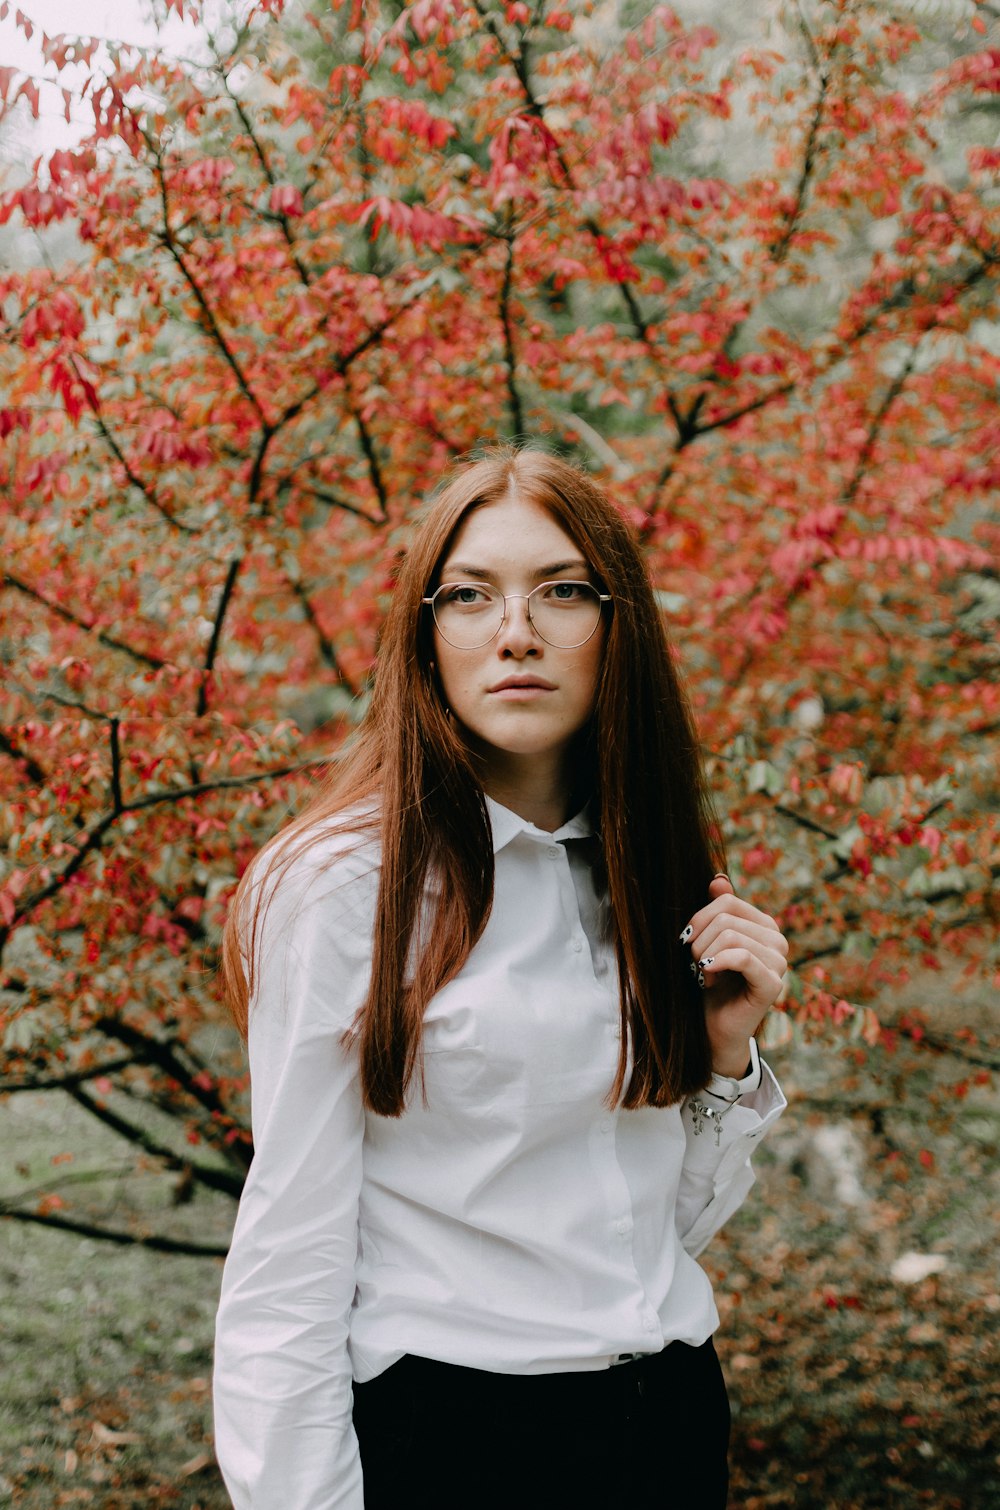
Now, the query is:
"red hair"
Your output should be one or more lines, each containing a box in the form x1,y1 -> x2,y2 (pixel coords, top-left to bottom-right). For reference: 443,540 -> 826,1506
222,444 -> 724,1114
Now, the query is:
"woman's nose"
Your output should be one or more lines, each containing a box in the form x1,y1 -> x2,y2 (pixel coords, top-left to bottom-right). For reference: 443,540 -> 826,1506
496,594 -> 541,656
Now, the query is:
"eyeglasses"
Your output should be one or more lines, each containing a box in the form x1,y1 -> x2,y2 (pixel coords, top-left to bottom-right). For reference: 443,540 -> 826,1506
423,580 -> 611,649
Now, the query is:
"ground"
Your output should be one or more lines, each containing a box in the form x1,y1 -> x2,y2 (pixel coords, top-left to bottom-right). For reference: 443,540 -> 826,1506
1,1033 -> 997,1509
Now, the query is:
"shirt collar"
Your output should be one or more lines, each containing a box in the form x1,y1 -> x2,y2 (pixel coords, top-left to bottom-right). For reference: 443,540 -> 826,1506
485,795 -> 594,854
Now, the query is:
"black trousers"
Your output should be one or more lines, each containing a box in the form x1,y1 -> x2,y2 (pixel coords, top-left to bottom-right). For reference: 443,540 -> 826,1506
352,1337 -> 731,1508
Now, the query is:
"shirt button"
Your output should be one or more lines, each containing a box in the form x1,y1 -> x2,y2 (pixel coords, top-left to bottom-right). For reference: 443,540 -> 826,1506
616,1220 -> 630,1237
600,1118 -> 613,1134
547,846 -> 560,859
572,937 -> 583,953
643,1318 -> 657,1333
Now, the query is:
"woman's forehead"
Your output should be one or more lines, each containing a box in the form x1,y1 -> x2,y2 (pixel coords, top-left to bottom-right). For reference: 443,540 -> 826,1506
440,495 -> 586,573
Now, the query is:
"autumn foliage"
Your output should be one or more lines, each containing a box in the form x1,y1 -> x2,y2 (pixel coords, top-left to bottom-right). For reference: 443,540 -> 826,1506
0,0 -> 997,1249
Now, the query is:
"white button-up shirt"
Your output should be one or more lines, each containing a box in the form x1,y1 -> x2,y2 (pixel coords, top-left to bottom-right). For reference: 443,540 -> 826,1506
213,799 -> 785,1509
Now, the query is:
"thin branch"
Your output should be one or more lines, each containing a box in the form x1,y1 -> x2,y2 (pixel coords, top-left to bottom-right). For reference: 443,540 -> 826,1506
0,726 -> 48,787
195,557 -> 242,718
468,0 -> 648,342
282,479 -> 386,526
67,1083 -> 246,1196
150,146 -> 266,425
724,347 -> 923,680
1,811 -> 117,949
248,429 -> 277,516
119,758 -> 326,813
0,1054 -> 137,1094
694,382 -> 796,438
2,572 -> 168,670
0,1206 -> 230,1256
286,574 -> 359,695
884,1018 -> 1000,1073
773,804 -> 840,841
1,757 -> 323,948
221,69 -> 313,287
2,1165 -> 136,1205
350,401 -> 389,521
769,34 -> 830,265
93,1016 -> 252,1168
500,225 -> 525,437
86,405 -> 197,535
109,717 -> 123,814
666,390 -> 706,448
842,345 -> 921,508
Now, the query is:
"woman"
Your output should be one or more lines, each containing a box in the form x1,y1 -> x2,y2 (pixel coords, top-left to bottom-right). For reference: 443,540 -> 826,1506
213,445 -> 788,1509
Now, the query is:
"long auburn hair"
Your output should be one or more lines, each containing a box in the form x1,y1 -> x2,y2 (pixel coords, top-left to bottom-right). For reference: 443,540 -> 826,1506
222,443 -> 724,1114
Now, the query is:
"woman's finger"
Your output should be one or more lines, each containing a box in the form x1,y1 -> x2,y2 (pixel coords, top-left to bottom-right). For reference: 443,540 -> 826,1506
700,947 -> 785,1013
689,917 -> 789,968
681,891 -> 783,944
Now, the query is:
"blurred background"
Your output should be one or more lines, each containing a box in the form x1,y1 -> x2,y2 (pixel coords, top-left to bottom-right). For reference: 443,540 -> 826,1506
1,0 -> 997,1504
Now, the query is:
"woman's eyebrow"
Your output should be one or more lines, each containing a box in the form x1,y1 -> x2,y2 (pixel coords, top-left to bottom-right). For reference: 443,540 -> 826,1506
441,560 -> 590,581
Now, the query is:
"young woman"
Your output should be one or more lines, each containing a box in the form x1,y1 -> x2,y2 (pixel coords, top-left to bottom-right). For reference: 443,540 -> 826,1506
213,445 -> 788,1509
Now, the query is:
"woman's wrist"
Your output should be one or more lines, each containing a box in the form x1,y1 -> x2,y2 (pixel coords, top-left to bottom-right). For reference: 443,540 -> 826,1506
710,1039 -> 753,1080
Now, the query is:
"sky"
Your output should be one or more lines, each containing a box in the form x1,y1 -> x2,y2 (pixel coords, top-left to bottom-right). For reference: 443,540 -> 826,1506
0,0 -> 217,164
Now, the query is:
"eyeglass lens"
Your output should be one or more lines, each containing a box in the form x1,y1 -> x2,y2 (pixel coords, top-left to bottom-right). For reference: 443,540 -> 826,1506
432,582 -> 603,648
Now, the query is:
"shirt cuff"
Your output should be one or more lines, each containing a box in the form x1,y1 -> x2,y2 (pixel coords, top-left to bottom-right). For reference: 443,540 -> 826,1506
702,1036 -> 762,1107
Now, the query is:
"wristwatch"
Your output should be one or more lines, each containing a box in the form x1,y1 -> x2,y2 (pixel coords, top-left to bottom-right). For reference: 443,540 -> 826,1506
705,1036 -> 761,1103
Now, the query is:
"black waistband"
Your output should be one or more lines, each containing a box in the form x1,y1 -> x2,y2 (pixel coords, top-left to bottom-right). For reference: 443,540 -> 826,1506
355,1337 -> 716,1400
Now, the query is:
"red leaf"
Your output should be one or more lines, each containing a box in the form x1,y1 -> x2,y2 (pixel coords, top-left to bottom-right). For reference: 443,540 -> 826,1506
270,183 -> 304,217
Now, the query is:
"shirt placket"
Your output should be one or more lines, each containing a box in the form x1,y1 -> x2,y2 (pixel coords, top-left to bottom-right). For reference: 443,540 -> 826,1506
545,835 -> 664,1354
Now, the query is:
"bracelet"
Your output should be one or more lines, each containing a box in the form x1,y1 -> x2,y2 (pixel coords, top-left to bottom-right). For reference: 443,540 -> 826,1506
688,1100 -> 727,1146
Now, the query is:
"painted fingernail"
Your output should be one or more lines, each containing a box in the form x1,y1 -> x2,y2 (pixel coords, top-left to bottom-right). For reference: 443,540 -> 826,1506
679,925 -> 693,943
700,956 -> 715,968
689,961 -> 699,975
697,969 -> 706,988
713,872 -> 731,882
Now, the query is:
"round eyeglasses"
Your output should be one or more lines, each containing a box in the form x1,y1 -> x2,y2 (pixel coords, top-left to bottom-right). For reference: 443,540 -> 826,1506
423,580 -> 611,650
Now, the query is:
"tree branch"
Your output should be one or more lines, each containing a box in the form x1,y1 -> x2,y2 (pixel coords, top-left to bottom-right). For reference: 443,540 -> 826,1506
2,572 -> 168,670
1,757 -> 323,950
109,717 -> 123,814
350,399 -> 389,521
93,1016 -> 252,1168
500,224 -> 525,437
220,67 -> 313,288
195,557 -> 242,718
0,726 -> 48,788
285,574 -> 360,696
0,1204 -> 230,1256
773,803 -> 840,841
66,1082 -> 246,1195
770,25 -> 830,265
86,404 -> 197,535
279,477 -> 386,526
0,1054 -> 137,1094
468,0 -> 648,342
150,146 -> 267,425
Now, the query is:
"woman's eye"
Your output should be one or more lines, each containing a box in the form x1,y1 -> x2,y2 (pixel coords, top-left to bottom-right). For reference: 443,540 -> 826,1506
445,584 -> 489,606
545,581 -> 585,602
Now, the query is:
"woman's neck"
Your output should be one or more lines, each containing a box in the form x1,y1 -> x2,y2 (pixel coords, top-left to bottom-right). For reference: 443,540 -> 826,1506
478,754 -> 574,833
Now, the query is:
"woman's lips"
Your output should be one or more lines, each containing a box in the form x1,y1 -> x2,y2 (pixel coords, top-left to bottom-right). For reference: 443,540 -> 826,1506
488,677 -> 556,696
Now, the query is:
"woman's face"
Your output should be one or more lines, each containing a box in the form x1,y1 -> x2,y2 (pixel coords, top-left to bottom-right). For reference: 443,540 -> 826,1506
431,494 -> 604,794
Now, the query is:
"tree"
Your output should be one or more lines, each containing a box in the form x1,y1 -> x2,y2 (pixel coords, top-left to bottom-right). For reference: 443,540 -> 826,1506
0,0 -> 997,1250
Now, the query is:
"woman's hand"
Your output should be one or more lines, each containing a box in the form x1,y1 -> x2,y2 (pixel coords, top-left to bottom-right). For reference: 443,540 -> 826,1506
681,875 -> 789,1079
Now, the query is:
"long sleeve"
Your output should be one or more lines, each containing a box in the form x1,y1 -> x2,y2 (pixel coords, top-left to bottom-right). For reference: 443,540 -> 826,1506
674,1058 -> 786,1259
213,839 -> 377,1509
